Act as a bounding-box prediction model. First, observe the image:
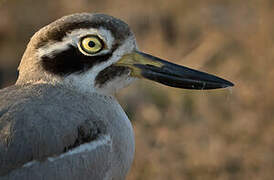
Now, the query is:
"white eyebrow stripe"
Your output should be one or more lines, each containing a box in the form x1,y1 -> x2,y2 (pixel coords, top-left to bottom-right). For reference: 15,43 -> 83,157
37,27 -> 115,58
37,39 -> 73,58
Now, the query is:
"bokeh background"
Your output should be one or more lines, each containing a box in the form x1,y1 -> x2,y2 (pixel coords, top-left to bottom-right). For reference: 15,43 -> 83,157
0,0 -> 273,179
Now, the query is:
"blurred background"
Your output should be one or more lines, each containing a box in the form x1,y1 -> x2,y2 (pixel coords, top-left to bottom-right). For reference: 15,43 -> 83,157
0,0 -> 273,179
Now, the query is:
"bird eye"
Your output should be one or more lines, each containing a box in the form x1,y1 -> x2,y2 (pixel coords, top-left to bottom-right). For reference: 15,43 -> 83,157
79,35 -> 104,54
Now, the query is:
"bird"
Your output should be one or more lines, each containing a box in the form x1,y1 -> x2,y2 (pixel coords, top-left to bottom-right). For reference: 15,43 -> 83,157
0,13 -> 233,180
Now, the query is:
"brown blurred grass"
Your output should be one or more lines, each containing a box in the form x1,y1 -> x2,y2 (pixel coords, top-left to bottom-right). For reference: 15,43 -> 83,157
0,0 -> 273,179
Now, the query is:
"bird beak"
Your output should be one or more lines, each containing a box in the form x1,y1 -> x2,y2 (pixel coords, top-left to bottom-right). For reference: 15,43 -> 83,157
114,51 -> 234,90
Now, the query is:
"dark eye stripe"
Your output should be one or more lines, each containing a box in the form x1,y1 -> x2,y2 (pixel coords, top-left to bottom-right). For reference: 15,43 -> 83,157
95,65 -> 130,87
41,45 -> 112,76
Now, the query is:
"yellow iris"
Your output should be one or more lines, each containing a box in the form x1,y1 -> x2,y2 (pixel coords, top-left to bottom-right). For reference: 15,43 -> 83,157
79,35 -> 103,54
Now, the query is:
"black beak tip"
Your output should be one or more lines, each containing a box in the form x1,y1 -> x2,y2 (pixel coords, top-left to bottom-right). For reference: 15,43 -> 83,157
221,80 -> 234,88
203,78 -> 234,90
133,51 -> 235,90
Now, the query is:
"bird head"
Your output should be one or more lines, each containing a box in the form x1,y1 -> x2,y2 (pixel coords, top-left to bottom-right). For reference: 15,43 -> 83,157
17,13 -> 233,95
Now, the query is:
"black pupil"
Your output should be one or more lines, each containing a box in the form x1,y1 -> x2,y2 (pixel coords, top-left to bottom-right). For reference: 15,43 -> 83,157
88,40 -> 96,48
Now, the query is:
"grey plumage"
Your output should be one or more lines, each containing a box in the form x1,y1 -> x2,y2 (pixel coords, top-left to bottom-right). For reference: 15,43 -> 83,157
0,84 -> 134,180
